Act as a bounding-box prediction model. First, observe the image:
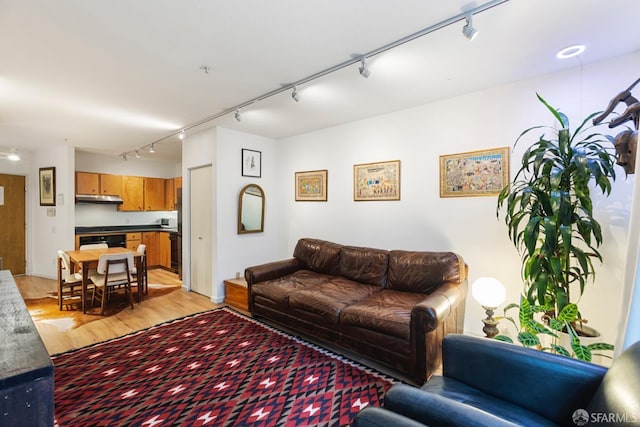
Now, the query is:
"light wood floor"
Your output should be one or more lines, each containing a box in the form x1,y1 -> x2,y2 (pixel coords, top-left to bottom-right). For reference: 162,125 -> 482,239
15,269 -> 221,355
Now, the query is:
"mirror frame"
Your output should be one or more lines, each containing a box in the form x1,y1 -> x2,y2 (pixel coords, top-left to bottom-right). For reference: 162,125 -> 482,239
237,184 -> 265,234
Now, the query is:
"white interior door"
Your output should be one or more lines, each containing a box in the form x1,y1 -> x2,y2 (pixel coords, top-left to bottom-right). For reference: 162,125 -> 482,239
189,165 -> 212,297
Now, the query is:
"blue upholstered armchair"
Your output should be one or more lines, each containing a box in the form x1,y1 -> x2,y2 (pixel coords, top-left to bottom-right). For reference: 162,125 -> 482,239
354,334 -> 640,427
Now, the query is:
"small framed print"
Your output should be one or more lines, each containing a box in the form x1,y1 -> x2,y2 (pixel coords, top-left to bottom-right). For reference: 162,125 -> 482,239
353,160 -> 401,201
39,167 -> 56,206
295,169 -> 328,201
242,149 -> 262,177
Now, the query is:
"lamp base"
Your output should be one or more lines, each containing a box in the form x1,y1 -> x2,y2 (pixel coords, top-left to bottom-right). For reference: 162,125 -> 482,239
481,306 -> 499,338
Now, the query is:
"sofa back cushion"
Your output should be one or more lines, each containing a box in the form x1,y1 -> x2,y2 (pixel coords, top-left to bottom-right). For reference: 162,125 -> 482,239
388,250 -> 465,293
338,246 -> 389,286
293,238 -> 342,275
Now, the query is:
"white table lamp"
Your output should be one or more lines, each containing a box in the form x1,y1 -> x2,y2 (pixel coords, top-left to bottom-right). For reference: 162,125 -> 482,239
472,277 -> 506,338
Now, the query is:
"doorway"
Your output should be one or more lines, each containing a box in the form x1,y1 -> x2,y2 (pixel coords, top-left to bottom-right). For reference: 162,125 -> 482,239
189,165 -> 212,297
0,174 -> 26,274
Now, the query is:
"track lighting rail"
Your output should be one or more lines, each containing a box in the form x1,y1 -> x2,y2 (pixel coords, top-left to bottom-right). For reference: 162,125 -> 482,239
119,0 -> 508,159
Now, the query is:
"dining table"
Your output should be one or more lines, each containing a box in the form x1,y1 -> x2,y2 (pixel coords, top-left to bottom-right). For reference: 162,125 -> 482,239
64,247 -> 143,313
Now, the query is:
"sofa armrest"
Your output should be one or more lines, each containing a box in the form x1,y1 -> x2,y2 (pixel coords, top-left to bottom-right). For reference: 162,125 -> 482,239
352,406 -> 428,427
244,258 -> 301,285
384,384 -> 518,427
412,279 -> 467,332
440,334 -> 607,423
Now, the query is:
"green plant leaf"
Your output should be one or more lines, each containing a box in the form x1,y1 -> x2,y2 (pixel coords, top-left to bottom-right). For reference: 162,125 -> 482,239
517,331 -> 540,347
571,340 -> 592,362
550,343 -> 571,357
587,343 -> 615,351
557,304 -> 578,323
536,93 -> 569,128
494,335 -> 513,343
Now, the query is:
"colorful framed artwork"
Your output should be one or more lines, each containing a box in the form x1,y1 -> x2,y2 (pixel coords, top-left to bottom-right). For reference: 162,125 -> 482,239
353,160 -> 400,201
295,169 -> 328,202
39,166 -> 56,206
439,147 -> 509,197
242,149 -> 262,177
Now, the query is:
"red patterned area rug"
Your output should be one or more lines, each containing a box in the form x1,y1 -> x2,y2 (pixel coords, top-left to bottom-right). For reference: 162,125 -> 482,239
53,307 -> 395,426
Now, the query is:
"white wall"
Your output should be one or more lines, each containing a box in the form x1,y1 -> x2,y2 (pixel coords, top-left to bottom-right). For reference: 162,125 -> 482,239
182,126 -> 280,302
278,52 -> 640,352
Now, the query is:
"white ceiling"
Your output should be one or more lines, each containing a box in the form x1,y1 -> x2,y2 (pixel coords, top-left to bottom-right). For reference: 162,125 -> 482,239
1,0 -> 640,161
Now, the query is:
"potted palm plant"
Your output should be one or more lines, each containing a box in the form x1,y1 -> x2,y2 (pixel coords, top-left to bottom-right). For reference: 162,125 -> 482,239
495,93 -> 619,361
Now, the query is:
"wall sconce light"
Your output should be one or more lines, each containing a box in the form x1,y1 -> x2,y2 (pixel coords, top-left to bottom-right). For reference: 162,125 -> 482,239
472,277 -> 506,338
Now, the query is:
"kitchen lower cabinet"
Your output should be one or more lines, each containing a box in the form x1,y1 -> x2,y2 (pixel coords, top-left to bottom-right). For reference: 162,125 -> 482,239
159,232 -> 172,270
142,232 -> 160,267
126,233 -> 142,251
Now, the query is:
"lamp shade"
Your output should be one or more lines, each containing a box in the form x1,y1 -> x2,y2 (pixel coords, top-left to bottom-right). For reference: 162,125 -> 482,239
472,277 -> 506,308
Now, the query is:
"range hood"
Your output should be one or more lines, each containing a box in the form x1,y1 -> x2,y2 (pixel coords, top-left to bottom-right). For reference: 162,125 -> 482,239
75,194 -> 124,204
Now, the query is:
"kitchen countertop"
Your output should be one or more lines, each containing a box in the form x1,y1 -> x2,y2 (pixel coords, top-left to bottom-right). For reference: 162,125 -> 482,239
75,225 -> 179,235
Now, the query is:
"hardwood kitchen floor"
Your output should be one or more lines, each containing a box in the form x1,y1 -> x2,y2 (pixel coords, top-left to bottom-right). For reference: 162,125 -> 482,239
15,269 -> 221,355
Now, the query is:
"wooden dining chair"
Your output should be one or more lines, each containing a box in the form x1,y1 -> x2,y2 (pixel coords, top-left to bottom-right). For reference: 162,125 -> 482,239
57,250 -> 83,310
79,243 -> 108,250
130,244 -> 147,301
89,253 -> 135,315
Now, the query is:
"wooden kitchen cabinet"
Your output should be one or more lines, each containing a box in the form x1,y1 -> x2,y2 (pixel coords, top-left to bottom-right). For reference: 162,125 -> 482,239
142,232 -> 160,267
100,174 -> 122,195
76,172 -> 99,194
159,232 -> 172,270
120,176 -> 144,211
165,178 -> 175,210
144,178 -> 166,211
126,232 -> 142,251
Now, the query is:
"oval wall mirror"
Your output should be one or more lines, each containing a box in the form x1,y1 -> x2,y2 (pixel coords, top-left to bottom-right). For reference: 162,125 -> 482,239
238,184 -> 265,234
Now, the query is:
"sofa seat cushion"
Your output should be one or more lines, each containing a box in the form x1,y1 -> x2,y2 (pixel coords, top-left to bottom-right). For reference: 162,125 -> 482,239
288,277 -> 382,324
421,376 -> 556,427
340,290 -> 426,341
251,270 -> 334,310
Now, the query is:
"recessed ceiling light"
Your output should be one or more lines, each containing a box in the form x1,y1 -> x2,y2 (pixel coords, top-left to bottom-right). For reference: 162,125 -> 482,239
556,45 -> 586,59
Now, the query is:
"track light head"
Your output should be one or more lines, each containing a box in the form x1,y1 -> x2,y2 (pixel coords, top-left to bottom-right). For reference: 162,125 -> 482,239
135,149 -> 141,158
179,130 -> 185,140
121,153 -> 128,161
358,58 -> 370,78
234,109 -> 241,122
291,86 -> 300,102
149,144 -> 155,154
462,14 -> 479,41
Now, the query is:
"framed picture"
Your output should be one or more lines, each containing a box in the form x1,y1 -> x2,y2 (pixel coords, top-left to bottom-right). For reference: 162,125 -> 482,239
242,149 -> 261,177
295,169 -> 328,201
439,147 -> 509,198
39,166 -> 56,206
353,160 -> 400,201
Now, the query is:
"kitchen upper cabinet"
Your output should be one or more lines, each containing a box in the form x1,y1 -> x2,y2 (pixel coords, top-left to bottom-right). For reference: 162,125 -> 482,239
144,178 -> 165,211
120,176 -> 144,211
99,174 -> 122,195
165,178 -> 175,211
76,172 -> 99,194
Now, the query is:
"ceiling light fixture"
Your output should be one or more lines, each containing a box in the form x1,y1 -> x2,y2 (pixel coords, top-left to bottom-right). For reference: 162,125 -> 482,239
127,0 -> 507,157
121,153 -> 127,161
135,149 -> 141,158
7,148 -> 20,161
556,44 -> 586,59
358,58 -> 370,78
179,130 -> 186,140
149,143 -> 156,153
292,86 -> 300,102
462,14 -> 479,41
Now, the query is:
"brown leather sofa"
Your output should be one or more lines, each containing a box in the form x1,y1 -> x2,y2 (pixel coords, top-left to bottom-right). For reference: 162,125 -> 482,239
245,238 -> 468,384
